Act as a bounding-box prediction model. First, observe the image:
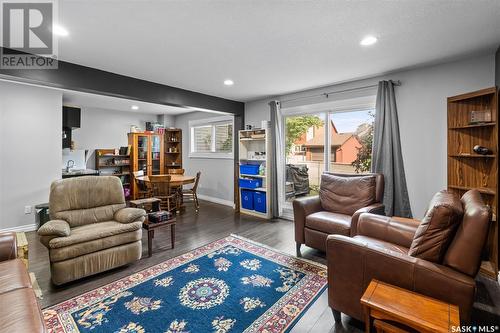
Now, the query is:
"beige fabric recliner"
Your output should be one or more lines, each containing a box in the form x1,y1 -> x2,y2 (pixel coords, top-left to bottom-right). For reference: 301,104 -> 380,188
38,176 -> 146,285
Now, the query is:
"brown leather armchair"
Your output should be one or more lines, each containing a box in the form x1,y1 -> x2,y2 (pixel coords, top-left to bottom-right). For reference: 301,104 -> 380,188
0,232 -> 46,332
327,189 -> 490,324
293,172 -> 384,254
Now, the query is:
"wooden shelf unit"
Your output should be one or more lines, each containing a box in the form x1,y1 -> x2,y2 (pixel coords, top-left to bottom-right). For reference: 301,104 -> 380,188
128,132 -> 165,199
238,129 -> 272,219
164,129 -> 183,173
95,149 -> 131,199
447,86 -> 498,279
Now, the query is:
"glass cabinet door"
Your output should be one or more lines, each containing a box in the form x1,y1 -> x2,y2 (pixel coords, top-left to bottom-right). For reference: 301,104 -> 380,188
137,135 -> 149,174
151,135 -> 161,175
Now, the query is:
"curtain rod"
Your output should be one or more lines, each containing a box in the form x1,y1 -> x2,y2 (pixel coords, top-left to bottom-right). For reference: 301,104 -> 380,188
280,80 -> 402,104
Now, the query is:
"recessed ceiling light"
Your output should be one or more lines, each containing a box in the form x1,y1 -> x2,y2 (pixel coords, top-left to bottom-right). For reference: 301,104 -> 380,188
224,79 -> 234,86
131,105 -> 139,110
53,24 -> 69,37
360,35 -> 378,46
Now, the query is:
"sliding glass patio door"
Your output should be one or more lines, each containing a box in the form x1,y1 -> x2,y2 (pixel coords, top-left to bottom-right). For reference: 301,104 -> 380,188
280,108 -> 375,219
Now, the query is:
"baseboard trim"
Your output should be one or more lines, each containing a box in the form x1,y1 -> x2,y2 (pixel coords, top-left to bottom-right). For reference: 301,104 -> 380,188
197,194 -> 235,209
0,223 -> 37,232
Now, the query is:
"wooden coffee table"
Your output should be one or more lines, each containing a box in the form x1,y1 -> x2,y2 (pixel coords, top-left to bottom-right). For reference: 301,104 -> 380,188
360,279 -> 460,333
142,217 -> 176,257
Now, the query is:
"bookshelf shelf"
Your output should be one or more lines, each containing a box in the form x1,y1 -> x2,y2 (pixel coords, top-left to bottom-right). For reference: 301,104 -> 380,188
447,86 -> 498,279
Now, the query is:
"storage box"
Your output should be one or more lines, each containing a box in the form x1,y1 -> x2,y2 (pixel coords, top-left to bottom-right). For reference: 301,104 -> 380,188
253,191 -> 267,213
148,211 -> 172,223
239,178 -> 262,189
240,164 -> 260,175
241,190 -> 254,210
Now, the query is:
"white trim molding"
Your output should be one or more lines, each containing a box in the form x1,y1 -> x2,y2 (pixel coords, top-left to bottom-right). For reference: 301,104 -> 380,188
0,223 -> 37,233
197,194 -> 235,209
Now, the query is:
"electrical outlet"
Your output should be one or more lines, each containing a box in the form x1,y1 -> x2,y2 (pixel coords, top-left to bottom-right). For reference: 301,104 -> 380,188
24,206 -> 32,214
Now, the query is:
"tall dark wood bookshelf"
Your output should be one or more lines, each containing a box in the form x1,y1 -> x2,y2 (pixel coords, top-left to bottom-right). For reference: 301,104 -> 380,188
164,129 -> 183,172
447,87 -> 498,278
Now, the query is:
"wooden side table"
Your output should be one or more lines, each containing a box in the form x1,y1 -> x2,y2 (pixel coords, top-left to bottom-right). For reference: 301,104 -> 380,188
360,280 -> 460,333
142,218 -> 176,257
16,232 -> 28,268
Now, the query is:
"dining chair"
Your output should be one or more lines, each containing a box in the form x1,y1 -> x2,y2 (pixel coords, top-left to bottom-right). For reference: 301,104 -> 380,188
182,171 -> 201,212
149,175 -> 178,213
132,170 -> 151,199
167,168 -> 185,175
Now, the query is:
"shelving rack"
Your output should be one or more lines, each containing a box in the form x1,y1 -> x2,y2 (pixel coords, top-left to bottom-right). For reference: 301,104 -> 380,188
238,128 -> 272,219
95,149 -> 131,198
447,86 -> 498,279
164,128 -> 183,172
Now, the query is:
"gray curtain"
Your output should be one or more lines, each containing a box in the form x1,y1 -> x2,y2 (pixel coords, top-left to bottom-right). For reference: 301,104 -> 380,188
269,101 -> 284,218
371,81 -> 412,218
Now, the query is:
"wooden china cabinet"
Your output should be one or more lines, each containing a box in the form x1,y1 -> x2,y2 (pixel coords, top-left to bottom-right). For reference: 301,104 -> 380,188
128,132 -> 165,199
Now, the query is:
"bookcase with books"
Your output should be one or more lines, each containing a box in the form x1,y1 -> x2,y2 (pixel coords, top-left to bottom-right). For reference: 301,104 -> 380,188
95,148 -> 131,199
447,86 -> 498,278
164,128 -> 183,173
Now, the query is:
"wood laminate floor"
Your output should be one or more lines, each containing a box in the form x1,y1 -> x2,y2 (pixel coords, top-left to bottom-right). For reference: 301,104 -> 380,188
26,201 -> 500,333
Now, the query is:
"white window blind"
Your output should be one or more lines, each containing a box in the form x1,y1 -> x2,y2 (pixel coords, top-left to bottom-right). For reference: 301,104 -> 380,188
189,116 -> 234,158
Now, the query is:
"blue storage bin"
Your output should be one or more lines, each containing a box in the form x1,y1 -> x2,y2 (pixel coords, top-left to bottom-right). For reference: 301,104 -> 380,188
239,178 -> 262,189
240,164 -> 260,175
241,190 -> 254,210
253,191 -> 267,213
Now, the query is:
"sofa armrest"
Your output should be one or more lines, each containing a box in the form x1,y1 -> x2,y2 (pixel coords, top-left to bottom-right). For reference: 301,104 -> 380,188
326,235 -> 475,323
114,207 -> 146,224
293,195 -> 322,244
0,232 -> 17,261
356,213 -> 420,248
38,220 -> 71,237
350,203 -> 385,236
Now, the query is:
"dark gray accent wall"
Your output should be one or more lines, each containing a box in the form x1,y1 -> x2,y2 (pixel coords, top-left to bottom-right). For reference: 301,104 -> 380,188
0,47 -> 244,116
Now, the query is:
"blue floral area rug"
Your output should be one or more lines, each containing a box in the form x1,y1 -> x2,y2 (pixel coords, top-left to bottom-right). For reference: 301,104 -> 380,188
43,235 -> 327,333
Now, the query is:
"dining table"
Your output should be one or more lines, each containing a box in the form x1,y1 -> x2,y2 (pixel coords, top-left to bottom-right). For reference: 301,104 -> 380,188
136,174 -> 196,211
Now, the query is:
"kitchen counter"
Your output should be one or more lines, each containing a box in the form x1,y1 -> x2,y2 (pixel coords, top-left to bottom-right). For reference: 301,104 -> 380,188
62,169 -> 100,178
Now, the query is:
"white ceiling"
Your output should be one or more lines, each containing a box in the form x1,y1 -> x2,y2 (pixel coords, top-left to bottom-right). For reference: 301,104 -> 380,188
56,0 -> 500,102
63,90 -> 194,115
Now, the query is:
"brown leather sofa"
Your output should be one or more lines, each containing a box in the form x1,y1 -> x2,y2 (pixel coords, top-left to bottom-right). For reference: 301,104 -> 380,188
38,176 -> 146,285
327,189 -> 490,324
293,172 -> 384,254
0,232 -> 46,332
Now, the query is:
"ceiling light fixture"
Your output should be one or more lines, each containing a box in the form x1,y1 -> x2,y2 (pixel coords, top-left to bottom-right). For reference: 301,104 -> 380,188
131,105 -> 139,110
53,24 -> 69,37
360,35 -> 378,46
223,79 -> 234,86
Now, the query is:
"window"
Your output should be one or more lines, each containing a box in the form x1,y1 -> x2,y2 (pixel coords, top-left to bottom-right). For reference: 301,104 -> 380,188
189,116 -> 234,158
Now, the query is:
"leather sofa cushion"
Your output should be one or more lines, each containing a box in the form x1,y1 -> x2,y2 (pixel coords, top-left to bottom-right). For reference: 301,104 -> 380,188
409,190 -> 463,263
0,232 -> 17,261
0,259 -> 31,294
306,211 -> 351,236
353,235 -> 409,255
47,221 -> 142,249
50,228 -> 142,262
319,173 -> 376,215
0,288 -> 46,333
443,190 -> 490,276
